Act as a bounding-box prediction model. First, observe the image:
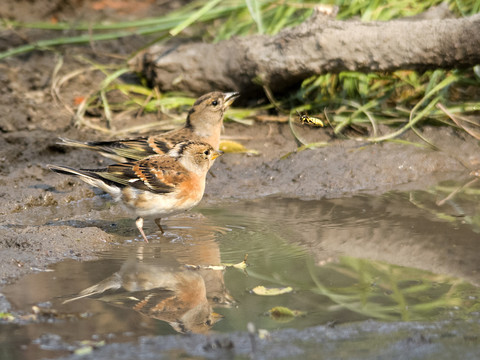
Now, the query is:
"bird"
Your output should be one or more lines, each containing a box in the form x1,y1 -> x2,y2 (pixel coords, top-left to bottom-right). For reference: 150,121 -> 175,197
63,255 -> 222,333
47,141 -> 223,242
58,91 -> 240,162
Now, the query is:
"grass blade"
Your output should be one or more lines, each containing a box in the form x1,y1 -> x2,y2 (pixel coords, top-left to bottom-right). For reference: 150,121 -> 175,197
169,0 -> 223,36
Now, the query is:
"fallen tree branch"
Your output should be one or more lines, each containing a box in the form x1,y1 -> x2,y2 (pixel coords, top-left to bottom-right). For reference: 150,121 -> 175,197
130,11 -> 480,96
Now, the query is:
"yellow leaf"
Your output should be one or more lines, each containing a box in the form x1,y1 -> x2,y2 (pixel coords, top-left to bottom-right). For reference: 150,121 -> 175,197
223,254 -> 248,269
184,264 -> 225,271
258,329 -> 271,340
0,312 -> 15,321
251,286 -> 293,296
219,140 -> 259,155
268,306 -> 306,321
74,346 -> 93,356
184,255 -> 248,271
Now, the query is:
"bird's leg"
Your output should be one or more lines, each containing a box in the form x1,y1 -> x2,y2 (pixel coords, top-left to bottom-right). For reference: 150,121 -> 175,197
135,217 -> 149,243
154,218 -> 164,233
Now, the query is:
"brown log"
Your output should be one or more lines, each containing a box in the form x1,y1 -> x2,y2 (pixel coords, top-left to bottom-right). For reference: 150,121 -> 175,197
129,11 -> 480,96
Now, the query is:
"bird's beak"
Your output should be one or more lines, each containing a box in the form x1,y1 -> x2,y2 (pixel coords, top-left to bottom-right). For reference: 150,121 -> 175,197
223,92 -> 240,108
210,312 -> 224,322
211,150 -> 224,160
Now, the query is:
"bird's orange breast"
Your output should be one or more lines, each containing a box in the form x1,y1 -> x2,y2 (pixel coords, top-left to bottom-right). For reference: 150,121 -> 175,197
176,173 -> 204,206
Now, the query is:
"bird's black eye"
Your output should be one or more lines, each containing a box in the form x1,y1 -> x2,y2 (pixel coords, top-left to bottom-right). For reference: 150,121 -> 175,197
205,319 -> 212,326
211,100 -> 218,106
204,150 -> 210,156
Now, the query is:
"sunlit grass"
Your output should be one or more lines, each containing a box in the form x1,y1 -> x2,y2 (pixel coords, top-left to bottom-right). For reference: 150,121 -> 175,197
2,0 -> 479,143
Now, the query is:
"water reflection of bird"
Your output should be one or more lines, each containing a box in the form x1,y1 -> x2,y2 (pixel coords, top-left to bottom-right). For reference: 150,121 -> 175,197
155,224 -> 235,308
58,91 -> 240,162
48,141 -> 222,242
64,257 -> 223,334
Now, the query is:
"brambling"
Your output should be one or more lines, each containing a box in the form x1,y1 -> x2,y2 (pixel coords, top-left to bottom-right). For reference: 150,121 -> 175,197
48,141 -> 223,242
59,91 -> 239,162
64,258 -> 222,333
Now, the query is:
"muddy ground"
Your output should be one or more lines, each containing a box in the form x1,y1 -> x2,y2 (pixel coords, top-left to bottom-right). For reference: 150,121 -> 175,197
1,2 -> 480,358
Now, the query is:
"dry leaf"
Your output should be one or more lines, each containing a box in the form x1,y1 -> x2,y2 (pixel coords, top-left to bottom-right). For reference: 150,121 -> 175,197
219,140 -> 259,155
250,286 -> 293,296
268,306 -> 306,321
223,254 -> 248,269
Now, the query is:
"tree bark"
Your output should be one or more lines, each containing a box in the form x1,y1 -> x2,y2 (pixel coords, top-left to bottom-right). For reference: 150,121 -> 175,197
130,11 -> 480,96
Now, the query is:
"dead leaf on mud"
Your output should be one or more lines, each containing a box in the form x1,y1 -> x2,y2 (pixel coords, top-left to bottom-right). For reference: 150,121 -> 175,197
74,340 -> 106,356
219,140 -> 259,155
0,312 -> 15,322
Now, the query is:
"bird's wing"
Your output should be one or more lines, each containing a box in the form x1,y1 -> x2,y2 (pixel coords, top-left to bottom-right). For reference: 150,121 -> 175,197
59,136 -> 173,161
103,156 -> 190,194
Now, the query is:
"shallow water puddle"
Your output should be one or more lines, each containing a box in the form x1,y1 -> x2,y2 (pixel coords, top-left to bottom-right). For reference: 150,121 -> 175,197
2,191 -> 480,359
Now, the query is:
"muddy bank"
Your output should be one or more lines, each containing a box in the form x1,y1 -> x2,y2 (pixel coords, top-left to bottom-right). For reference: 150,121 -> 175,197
55,317 -> 480,360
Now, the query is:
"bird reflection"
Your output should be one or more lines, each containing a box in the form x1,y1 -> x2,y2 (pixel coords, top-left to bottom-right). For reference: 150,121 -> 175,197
64,226 -> 234,334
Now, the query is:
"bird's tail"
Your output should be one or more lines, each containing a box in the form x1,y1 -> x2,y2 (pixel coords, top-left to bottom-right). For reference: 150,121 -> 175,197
57,137 -> 100,150
63,273 -> 122,304
57,138 -> 129,162
47,164 -> 121,197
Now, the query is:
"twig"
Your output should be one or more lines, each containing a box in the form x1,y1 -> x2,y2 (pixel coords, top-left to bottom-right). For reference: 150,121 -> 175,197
437,102 -> 480,140
436,177 -> 479,206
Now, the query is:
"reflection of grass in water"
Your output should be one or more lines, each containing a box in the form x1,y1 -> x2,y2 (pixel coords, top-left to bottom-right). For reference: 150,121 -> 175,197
238,238 -> 474,323
214,198 -> 480,324
307,256 -> 467,321
409,184 -> 480,233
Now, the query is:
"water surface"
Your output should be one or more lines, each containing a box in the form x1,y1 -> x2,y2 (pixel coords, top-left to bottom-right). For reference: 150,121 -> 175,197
2,189 -> 480,359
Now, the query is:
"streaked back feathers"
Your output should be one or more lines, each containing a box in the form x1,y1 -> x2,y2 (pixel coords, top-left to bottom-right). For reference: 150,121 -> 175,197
47,141 -> 222,197
57,91 -> 239,162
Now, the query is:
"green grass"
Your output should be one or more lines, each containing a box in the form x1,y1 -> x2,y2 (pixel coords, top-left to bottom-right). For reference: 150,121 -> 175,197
306,255 -> 469,321
2,0 -> 479,144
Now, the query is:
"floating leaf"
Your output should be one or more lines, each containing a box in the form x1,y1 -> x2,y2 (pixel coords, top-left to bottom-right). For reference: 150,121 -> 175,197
184,264 -> 225,271
219,140 -> 259,155
268,306 -> 306,322
251,286 -> 293,296
223,254 -> 248,269
185,254 -> 248,271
